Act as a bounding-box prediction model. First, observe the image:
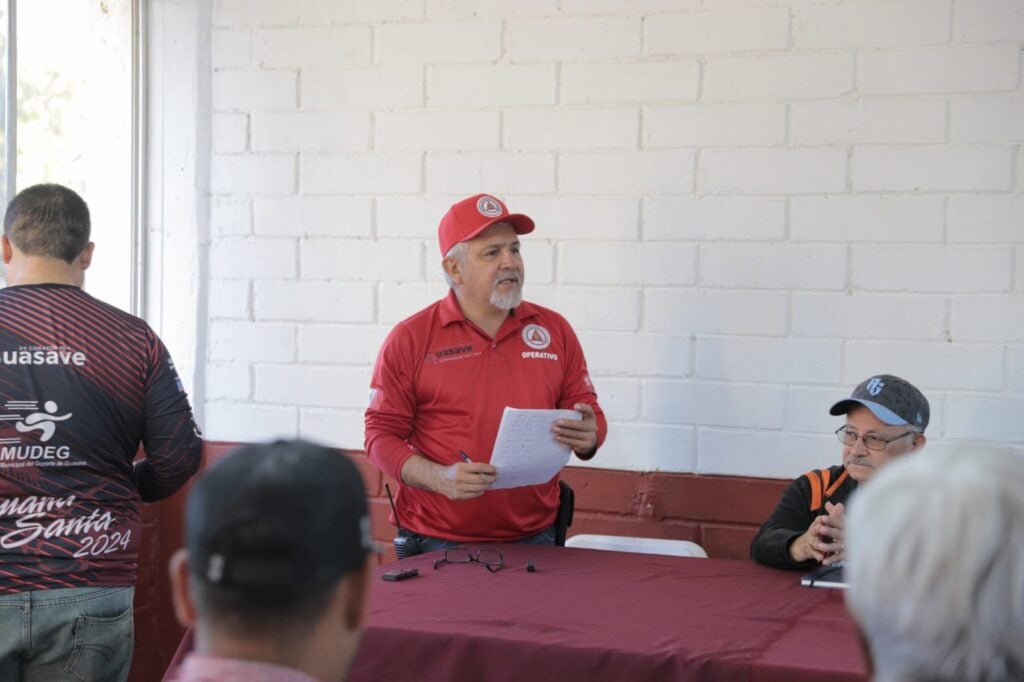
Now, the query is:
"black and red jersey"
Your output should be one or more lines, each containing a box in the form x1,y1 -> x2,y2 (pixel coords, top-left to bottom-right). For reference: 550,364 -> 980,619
0,283 -> 202,593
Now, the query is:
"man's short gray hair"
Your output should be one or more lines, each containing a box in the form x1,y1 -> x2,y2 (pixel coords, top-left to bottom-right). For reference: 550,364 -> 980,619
845,447 -> 1024,682
443,241 -> 468,288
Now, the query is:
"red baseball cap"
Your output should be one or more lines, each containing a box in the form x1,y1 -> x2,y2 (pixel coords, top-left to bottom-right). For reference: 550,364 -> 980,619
437,194 -> 535,256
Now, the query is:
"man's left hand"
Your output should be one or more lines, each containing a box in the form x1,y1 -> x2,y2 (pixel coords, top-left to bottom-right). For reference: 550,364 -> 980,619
554,403 -> 599,458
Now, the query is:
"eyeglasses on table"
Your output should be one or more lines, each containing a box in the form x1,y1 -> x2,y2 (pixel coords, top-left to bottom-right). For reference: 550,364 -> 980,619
433,547 -> 504,573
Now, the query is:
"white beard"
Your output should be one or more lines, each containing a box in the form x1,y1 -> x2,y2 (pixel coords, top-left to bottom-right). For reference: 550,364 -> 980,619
490,274 -> 523,310
490,286 -> 522,310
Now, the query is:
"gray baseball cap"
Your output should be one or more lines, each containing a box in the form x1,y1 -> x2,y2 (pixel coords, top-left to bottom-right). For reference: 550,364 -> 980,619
829,375 -> 929,431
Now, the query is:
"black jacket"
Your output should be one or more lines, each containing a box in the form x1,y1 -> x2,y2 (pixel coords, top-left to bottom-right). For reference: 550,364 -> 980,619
750,464 -> 858,570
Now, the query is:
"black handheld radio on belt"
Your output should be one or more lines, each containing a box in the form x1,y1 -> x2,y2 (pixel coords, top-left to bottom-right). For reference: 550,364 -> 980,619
386,483 -> 421,559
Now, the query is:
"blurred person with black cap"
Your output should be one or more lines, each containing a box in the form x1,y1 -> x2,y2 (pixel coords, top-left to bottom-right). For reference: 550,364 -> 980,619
365,193 -> 607,555
168,439 -> 374,682
751,374 -> 929,570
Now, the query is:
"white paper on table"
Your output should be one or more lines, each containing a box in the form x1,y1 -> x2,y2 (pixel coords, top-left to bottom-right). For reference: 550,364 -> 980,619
488,407 -> 581,490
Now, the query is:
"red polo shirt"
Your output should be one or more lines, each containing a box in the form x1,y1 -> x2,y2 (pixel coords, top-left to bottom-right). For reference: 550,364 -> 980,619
365,290 -> 607,542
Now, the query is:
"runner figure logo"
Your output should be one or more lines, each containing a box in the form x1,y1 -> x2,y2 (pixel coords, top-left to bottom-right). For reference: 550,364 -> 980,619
14,400 -> 71,442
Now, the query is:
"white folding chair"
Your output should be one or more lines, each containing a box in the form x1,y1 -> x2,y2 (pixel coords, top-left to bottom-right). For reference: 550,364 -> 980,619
564,534 -> 708,558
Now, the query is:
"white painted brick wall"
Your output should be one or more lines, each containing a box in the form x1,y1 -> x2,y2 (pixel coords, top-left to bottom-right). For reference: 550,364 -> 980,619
251,111 -> 370,153
253,196 -> 372,238
210,198 -> 252,237
593,377 -> 641,421
790,195 -> 944,243
426,0 -> 557,20
578,331 -> 691,377
376,111 -> 499,152
844,341 -> 1006,391
205,403 -> 298,442
297,325 -> 391,364
645,8 -> 789,54
560,150 -> 695,194
300,409 -> 367,450
857,45 -> 1020,95
255,365 -> 371,409
427,64 -> 556,107
646,103 -> 786,148
205,363 -> 252,401
700,244 -> 846,290
646,290 -> 788,335
560,242 -> 697,286
696,337 -> 842,383
561,61 -> 700,104
702,149 -> 847,195
698,430 -> 833,478
507,17 -> 641,61
951,93 -> 1024,143
506,109 -> 639,151
196,0 -> 1024,470
427,153 -> 555,194
645,197 -> 786,240
253,281 -> 376,322
789,98 -> 946,145
950,297 -> 1024,343
212,113 -> 248,153
300,0 -> 423,24
851,146 -> 1013,192
955,0 -> 1024,42
850,245 -> 1013,293
212,70 -> 297,112
213,0 -> 297,28
211,154 -> 296,195
209,280 -> 251,319
210,238 -> 296,279
644,380 -> 785,429
376,21 -> 502,63
254,28 -> 371,69
792,294 -> 948,340
301,153 -> 421,194
302,67 -> 424,110
209,321 -> 296,362
301,239 -> 423,281
704,53 -> 854,101
792,1 -> 950,49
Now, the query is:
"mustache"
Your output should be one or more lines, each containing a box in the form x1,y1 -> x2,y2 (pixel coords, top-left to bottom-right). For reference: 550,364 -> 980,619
848,457 -> 874,468
495,272 -> 520,285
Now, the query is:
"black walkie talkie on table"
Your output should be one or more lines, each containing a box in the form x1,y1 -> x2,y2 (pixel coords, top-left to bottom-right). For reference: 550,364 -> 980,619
386,483 -> 421,560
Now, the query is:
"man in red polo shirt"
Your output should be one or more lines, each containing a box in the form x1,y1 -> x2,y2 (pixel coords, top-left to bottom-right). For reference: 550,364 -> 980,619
365,193 -> 607,554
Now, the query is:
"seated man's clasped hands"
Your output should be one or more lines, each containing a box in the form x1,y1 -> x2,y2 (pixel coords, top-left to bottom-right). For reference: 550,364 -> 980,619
751,375 -> 929,570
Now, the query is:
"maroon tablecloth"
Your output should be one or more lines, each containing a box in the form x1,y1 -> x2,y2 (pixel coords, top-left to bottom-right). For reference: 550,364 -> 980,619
348,544 -> 868,682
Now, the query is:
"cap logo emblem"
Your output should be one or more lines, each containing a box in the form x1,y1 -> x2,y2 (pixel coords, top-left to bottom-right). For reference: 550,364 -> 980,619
866,377 -> 885,396
477,196 -> 503,218
522,324 -> 551,350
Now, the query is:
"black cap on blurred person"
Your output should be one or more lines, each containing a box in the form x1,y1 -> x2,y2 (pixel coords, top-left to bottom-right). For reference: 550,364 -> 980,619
186,439 -> 373,600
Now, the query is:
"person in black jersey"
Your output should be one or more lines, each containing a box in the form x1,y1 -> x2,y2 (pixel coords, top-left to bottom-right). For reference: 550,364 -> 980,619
0,184 -> 202,681
750,374 -> 928,570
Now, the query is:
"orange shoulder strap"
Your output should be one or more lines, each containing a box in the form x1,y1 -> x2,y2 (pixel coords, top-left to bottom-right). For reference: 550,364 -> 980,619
805,469 -> 824,512
824,468 -> 849,498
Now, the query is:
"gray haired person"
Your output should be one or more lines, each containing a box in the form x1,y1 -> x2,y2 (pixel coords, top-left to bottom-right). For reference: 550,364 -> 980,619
846,447 -> 1024,682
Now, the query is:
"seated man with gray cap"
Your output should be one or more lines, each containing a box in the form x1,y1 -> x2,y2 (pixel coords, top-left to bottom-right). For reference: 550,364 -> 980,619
168,439 -> 374,682
750,375 -> 929,570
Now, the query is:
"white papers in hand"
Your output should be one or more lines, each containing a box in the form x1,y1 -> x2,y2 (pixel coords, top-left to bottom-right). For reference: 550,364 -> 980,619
488,407 -> 581,490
